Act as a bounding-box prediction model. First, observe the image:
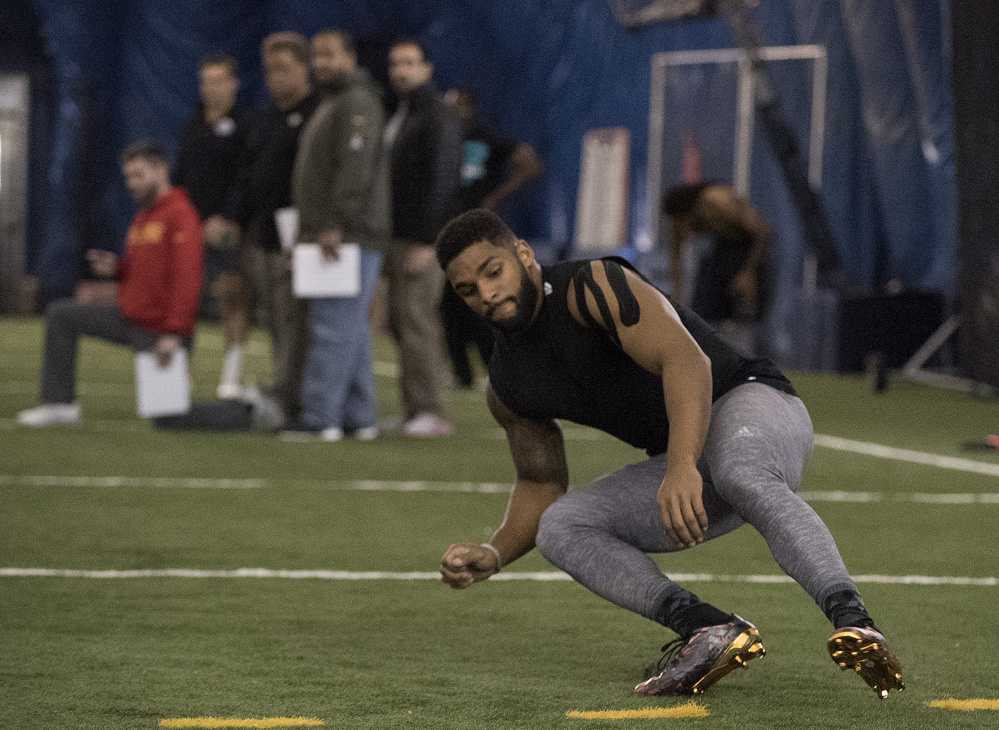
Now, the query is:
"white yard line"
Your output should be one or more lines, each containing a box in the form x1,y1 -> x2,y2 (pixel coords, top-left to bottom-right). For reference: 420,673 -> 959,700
3,399 -> 997,477
799,490 -> 999,503
813,433 -> 999,477
3,474 -> 999,501
0,567 -> 995,586
0,475 -> 265,489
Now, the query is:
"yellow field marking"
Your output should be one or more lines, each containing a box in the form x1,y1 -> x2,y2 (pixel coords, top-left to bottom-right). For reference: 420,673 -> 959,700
159,718 -> 324,728
927,699 -> 999,711
566,703 -> 709,719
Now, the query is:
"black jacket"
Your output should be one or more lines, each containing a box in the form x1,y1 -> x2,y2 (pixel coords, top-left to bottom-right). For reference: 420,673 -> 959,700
224,92 -> 320,252
173,103 -> 252,219
389,81 -> 462,245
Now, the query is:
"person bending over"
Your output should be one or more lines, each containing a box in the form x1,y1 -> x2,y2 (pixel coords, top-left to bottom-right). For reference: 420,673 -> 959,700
662,182 -> 773,355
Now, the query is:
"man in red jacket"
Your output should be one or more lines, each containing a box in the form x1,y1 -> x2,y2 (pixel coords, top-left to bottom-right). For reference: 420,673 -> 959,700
18,139 -> 204,427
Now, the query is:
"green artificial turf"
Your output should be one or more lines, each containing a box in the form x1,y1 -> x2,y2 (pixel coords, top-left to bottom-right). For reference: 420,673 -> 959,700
1,316 -> 998,729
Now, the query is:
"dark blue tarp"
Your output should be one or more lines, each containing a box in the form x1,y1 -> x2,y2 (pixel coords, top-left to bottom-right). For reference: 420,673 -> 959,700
26,0 -> 955,328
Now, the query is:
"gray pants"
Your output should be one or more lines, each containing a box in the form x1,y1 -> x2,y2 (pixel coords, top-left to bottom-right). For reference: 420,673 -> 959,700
38,299 -> 163,404
385,240 -> 449,420
243,242 -> 309,422
535,383 -> 857,627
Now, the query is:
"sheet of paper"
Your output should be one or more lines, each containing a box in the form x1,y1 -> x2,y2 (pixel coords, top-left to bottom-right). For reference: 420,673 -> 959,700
292,243 -> 361,298
134,349 -> 191,418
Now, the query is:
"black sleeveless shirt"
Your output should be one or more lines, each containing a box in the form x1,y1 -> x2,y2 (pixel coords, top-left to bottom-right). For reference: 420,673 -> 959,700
488,258 -> 796,456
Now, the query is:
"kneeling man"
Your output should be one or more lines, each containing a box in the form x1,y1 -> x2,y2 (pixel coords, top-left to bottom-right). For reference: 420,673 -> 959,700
18,140 -> 203,426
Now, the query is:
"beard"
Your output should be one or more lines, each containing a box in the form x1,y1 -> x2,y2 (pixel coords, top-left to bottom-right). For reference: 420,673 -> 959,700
130,183 -> 159,207
489,265 -> 540,334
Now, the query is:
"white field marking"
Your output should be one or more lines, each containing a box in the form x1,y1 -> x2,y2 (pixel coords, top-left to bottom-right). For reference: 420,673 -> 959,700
5,474 -> 999,502
7,395 -> 994,477
276,479 -> 512,494
800,490 -> 999,504
343,479 -> 509,493
0,476 -> 505,492
0,475 -> 265,489
0,568 -> 995,586
798,490 -> 882,502
813,433 -> 999,477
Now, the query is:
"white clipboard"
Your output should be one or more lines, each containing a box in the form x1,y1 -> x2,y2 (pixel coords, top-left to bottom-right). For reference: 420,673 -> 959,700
292,243 -> 361,298
134,349 -> 191,418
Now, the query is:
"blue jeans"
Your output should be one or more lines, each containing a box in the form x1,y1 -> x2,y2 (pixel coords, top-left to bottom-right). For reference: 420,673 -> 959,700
301,249 -> 383,431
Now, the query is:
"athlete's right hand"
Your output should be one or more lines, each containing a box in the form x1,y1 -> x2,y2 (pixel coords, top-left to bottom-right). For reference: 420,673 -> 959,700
657,462 -> 708,549
440,543 -> 500,589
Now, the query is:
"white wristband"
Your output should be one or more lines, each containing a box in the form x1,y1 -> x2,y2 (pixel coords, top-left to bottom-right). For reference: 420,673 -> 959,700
480,543 -> 502,572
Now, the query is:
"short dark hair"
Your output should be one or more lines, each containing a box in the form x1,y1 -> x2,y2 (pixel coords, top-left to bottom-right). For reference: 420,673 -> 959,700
120,139 -> 169,167
261,31 -> 310,66
660,182 -> 712,218
390,37 -> 432,64
200,52 -> 238,77
435,209 -> 517,270
314,28 -> 355,55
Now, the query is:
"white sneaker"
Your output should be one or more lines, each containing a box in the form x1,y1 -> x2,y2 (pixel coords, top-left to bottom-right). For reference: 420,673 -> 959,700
217,381 -> 244,400
17,402 -> 82,427
319,427 -> 344,442
401,412 -> 453,438
354,426 -> 379,441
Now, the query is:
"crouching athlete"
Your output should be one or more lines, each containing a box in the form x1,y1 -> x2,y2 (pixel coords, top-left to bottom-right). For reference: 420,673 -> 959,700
434,209 -> 904,699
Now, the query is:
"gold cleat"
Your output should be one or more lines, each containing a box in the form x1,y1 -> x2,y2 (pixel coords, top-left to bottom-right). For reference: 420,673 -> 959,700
636,615 -> 766,696
828,627 -> 904,698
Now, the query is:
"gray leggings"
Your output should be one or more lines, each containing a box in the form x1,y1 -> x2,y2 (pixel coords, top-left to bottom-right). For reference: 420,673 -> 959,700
535,383 -> 857,626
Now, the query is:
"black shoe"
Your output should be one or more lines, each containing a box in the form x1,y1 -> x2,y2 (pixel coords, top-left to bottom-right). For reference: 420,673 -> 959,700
635,615 -> 765,696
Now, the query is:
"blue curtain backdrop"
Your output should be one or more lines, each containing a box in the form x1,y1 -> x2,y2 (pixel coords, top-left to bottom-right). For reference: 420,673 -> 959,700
26,0 -> 955,322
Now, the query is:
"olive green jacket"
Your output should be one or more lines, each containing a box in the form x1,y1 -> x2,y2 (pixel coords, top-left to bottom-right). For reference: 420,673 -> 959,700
292,68 -> 390,251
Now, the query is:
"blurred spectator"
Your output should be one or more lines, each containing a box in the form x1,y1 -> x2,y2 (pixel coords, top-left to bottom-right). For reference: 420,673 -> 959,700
661,182 -> 773,355
174,52 -> 252,399
18,140 -> 203,427
288,29 -> 390,441
440,86 -> 542,388
220,32 -> 318,424
382,39 -> 463,437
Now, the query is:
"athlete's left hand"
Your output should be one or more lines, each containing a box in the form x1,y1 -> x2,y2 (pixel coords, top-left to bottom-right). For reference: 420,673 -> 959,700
657,462 -> 708,549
